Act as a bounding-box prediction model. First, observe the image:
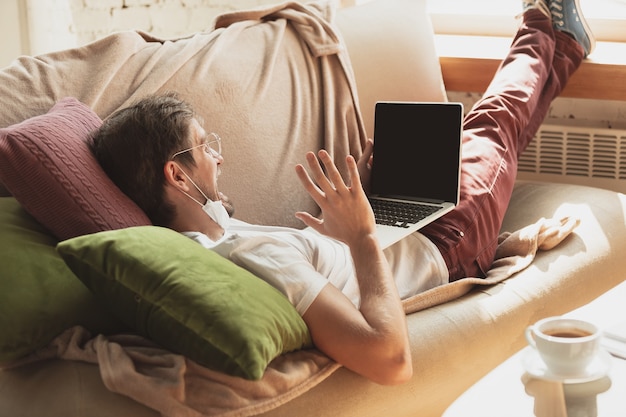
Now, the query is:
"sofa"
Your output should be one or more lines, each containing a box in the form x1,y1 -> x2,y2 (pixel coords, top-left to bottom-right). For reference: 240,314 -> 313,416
1,0 -> 626,416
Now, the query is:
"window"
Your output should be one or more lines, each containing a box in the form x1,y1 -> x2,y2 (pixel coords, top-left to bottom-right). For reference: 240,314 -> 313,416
427,0 -> 626,42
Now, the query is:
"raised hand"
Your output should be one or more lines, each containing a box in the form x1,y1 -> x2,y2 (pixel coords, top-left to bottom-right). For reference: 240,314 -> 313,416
295,149 -> 412,386
294,149 -> 376,247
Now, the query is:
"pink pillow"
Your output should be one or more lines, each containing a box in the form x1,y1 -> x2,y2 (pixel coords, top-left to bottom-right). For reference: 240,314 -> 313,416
0,97 -> 151,240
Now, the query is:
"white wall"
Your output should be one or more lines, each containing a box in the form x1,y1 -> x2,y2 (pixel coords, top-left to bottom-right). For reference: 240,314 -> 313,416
2,0 -> 304,67
0,0 -> 27,68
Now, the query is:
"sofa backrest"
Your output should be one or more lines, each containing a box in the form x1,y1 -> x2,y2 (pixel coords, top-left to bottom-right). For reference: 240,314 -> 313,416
336,0 -> 447,137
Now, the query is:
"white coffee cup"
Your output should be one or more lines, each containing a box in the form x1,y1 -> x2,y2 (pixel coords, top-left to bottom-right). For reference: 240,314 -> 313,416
525,316 -> 600,377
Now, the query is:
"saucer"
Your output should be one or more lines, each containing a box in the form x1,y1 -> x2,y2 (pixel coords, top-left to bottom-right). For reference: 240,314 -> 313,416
521,347 -> 612,383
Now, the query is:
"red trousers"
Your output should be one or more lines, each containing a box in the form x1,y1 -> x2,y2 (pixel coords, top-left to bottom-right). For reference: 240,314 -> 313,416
420,10 -> 584,280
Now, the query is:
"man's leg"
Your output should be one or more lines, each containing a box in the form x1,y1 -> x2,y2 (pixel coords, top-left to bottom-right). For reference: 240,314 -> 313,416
421,4 -> 586,280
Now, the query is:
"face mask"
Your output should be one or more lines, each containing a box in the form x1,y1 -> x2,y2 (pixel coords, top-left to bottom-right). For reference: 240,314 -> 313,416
200,198 -> 231,231
177,167 -> 230,230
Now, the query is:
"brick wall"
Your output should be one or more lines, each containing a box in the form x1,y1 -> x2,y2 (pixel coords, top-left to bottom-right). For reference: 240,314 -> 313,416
26,0 -> 325,56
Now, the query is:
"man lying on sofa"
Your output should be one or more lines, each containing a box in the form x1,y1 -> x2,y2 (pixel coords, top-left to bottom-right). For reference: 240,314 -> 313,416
90,0 -> 592,386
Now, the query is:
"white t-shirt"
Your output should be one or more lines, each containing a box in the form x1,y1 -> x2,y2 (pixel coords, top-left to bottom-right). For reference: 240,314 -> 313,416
183,219 -> 448,315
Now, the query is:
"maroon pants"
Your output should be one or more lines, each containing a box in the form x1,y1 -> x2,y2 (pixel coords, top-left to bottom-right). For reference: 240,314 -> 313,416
420,10 -> 584,280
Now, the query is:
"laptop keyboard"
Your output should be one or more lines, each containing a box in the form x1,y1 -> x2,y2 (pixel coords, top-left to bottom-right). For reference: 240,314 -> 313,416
369,199 -> 439,228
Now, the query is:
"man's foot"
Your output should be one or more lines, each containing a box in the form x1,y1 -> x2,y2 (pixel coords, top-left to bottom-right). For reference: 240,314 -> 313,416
522,0 -> 551,18
549,0 -> 596,56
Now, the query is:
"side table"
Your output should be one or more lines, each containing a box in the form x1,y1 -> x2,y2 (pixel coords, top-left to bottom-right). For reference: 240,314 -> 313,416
442,280 -> 626,417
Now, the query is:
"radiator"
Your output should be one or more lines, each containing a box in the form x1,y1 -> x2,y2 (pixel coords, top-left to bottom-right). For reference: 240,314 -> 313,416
517,123 -> 626,194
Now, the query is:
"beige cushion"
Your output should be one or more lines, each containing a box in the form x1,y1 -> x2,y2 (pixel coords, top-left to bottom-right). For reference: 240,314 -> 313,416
335,0 -> 448,136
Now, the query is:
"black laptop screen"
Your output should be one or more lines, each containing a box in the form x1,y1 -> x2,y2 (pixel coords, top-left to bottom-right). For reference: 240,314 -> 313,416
370,102 -> 462,204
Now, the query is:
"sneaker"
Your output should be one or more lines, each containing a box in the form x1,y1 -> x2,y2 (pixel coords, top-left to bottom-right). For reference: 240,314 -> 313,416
521,0 -> 551,19
549,0 -> 596,56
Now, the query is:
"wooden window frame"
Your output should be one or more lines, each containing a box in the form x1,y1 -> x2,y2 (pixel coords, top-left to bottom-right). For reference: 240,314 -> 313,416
437,35 -> 626,100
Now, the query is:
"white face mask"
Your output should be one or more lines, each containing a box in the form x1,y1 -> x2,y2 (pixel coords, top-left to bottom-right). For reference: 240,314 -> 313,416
199,198 -> 231,230
177,167 -> 230,230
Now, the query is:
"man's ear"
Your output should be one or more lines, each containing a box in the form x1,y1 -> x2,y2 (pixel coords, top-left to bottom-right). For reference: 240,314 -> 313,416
164,161 -> 190,191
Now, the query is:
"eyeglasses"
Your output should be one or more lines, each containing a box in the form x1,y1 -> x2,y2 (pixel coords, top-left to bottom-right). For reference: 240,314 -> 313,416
171,133 -> 222,160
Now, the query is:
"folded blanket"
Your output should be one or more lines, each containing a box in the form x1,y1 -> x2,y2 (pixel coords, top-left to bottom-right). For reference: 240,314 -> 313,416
5,214 -> 578,417
401,215 -> 580,313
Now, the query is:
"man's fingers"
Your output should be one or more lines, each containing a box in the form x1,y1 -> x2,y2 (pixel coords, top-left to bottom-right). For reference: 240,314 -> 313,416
317,150 -> 350,193
295,163 -> 327,204
345,155 -> 361,189
295,211 -> 323,230
304,152 -> 336,191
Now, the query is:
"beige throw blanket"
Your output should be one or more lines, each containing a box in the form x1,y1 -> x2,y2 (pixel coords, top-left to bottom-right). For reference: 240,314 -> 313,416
7,215 -> 579,417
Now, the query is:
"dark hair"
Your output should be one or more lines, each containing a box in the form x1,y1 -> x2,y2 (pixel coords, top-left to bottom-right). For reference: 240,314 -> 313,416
90,92 -> 197,226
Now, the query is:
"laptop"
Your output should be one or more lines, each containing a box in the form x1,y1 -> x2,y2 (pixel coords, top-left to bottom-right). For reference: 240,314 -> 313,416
369,101 -> 463,249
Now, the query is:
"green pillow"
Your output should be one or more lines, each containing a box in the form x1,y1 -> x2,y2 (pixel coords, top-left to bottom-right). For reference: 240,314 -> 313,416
0,197 -> 126,363
57,226 -> 312,380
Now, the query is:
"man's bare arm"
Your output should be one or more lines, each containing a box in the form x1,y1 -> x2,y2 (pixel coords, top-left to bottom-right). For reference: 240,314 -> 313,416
295,150 -> 412,385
